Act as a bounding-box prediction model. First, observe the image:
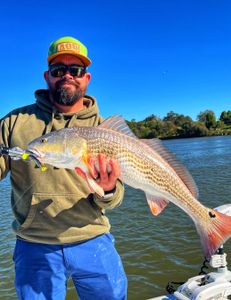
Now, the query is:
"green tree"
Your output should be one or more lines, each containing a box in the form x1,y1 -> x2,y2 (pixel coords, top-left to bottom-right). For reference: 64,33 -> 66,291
163,111 -> 179,123
191,122 -> 209,136
162,121 -> 178,138
220,110 -> 231,125
163,111 -> 192,126
197,110 -> 216,129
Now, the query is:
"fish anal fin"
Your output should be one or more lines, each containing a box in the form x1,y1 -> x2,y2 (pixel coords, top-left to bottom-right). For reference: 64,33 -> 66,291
142,138 -> 199,198
146,194 -> 169,216
98,115 -> 137,138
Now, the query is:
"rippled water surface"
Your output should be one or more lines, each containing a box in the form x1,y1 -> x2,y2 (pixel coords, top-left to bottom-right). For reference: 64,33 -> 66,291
0,136 -> 231,299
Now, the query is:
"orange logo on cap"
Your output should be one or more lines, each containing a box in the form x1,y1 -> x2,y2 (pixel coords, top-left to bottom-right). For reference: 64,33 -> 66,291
57,42 -> 80,53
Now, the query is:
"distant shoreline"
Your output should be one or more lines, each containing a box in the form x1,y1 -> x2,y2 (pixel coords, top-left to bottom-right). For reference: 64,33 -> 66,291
127,110 -> 231,140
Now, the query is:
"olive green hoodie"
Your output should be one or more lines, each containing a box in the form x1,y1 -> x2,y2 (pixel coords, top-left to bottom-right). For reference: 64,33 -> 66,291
0,90 -> 124,244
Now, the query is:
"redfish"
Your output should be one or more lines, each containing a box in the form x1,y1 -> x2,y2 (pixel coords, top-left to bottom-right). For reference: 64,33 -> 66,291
27,115 -> 231,259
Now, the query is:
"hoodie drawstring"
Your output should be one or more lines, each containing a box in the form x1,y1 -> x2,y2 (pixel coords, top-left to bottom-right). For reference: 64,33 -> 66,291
44,111 -> 55,134
66,114 -> 78,128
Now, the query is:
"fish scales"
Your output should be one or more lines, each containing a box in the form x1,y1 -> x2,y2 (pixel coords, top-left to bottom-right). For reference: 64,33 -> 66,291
74,127 -> 205,219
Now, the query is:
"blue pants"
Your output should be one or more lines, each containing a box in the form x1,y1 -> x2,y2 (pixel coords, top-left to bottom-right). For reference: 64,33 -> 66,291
13,234 -> 127,300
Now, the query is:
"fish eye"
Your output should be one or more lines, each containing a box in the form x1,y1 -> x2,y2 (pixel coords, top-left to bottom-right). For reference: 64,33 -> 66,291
41,138 -> 47,143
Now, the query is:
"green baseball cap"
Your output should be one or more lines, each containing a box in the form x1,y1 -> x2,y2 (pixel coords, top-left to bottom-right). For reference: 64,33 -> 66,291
47,36 -> 91,66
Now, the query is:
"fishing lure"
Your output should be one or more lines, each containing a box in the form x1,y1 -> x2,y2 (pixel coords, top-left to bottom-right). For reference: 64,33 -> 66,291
0,144 -> 47,171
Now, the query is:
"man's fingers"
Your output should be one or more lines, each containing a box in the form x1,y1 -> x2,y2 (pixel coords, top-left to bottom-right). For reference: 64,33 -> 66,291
108,159 -> 120,179
97,153 -> 108,181
91,154 -> 121,192
87,156 -> 98,179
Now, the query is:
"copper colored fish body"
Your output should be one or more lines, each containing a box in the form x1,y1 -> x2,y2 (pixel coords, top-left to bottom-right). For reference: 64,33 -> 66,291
28,116 -> 231,259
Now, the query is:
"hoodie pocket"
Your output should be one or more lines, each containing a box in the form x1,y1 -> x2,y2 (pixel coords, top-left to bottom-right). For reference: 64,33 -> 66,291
18,193 -> 104,234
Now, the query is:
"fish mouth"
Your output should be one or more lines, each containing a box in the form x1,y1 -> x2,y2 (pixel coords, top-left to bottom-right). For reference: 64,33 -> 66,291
25,148 -> 45,168
27,148 -> 44,160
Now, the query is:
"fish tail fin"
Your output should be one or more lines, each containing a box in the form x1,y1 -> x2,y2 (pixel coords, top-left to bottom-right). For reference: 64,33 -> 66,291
195,208 -> 231,259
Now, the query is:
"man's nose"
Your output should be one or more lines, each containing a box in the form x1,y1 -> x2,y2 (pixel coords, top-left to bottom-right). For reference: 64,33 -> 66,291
62,71 -> 73,79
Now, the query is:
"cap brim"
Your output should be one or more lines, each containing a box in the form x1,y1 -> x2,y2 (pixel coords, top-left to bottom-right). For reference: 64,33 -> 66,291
48,51 -> 91,66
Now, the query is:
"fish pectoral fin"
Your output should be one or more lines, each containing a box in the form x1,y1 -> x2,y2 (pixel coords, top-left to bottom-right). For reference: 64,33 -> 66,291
145,194 -> 169,216
75,167 -> 105,197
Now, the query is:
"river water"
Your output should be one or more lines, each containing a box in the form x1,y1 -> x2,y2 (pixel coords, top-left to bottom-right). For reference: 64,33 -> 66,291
0,136 -> 231,300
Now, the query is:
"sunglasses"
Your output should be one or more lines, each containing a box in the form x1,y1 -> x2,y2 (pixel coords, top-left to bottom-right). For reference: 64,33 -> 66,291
49,64 -> 86,78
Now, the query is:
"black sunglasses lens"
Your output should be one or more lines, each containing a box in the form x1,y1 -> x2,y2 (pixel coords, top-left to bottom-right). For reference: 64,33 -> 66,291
50,65 -> 67,77
69,66 -> 85,77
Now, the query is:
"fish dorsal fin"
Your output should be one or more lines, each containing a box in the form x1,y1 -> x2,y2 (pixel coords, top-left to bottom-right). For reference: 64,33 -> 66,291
99,115 -> 137,138
142,138 -> 199,198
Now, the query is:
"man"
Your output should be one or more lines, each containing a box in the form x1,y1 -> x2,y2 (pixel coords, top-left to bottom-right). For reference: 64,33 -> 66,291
0,36 -> 127,300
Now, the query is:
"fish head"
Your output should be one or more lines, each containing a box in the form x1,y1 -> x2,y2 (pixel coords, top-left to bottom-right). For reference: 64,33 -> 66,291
27,129 -> 88,169
27,129 -> 104,196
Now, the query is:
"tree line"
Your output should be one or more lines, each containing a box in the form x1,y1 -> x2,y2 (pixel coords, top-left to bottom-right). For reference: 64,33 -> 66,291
127,110 -> 231,139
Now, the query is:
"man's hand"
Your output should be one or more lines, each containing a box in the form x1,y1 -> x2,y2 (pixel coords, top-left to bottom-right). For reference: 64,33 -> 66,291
88,154 -> 121,192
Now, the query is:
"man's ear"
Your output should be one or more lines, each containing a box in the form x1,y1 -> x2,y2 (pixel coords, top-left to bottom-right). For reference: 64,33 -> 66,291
85,72 -> 91,83
44,71 -> 49,82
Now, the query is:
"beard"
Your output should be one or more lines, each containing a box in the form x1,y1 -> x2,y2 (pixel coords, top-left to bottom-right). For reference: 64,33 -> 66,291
48,79 -> 85,106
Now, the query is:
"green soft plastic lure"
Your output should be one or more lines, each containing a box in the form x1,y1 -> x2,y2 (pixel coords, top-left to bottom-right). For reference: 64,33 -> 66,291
0,145 -> 47,171
21,152 -> 47,171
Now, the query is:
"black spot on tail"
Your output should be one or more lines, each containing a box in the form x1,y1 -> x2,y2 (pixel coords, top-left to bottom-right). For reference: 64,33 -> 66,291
209,211 -> 216,218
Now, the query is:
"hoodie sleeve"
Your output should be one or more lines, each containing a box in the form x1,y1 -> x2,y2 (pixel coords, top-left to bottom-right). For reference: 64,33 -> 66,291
93,179 -> 125,210
0,118 -> 10,180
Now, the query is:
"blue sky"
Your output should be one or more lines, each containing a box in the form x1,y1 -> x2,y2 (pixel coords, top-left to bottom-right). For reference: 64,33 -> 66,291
0,0 -> 230,121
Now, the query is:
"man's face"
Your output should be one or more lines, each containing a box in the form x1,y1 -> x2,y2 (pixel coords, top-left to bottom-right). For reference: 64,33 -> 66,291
45,54 -> 91,106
